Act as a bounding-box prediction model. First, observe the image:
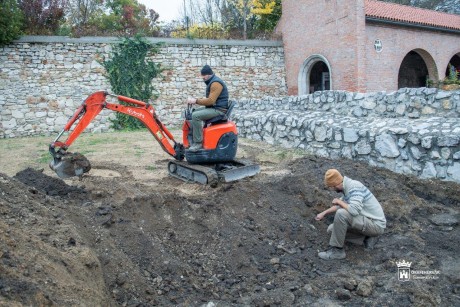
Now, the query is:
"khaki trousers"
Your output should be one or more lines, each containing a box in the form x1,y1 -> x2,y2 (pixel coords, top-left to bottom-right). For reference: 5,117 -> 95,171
191,107 -> 224,143
328,208 -> 384,248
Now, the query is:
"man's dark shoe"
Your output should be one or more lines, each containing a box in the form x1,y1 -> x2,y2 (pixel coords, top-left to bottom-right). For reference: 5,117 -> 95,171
364,236 -> 379,250
318,247 -> 346,260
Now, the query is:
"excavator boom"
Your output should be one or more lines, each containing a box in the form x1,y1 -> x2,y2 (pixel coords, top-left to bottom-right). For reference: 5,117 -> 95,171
49,91 -> 184,178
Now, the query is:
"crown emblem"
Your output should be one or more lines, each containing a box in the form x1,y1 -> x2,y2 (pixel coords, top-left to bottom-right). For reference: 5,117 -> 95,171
396,260 -> 412,268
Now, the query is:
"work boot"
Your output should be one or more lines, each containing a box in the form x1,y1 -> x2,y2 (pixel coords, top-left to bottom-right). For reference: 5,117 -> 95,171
189,143 -> 203,151
318,246 -> 346,260
364,236 -> 379,250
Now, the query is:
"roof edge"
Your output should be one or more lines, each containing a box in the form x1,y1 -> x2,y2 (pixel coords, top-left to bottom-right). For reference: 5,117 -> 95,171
365,16 -> 460,35
366,0 -> 460,18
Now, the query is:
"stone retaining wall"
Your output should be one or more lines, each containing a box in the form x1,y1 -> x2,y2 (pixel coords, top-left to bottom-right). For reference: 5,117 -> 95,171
233,88 -> 460,183
0,36 -> 286,138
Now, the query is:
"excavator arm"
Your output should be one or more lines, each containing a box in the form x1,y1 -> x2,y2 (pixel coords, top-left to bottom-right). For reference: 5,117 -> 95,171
49,91 -> 184,178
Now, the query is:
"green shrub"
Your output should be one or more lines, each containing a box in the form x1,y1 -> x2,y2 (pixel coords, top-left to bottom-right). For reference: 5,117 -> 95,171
100,36 -> 163,130
0,0 -> 23,46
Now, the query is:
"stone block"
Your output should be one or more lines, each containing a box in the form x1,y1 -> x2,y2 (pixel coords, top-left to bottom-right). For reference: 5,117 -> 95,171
291,129 -> 300,137
421,162 -> 436,179
314,126 -> 327,141
361,99 -> 376,110
398,138 -> 407,148
352,107 -> 363,117
421,106 -> 435,115
421,136 -> 432,148
441,148 -> 451,160
401,149 -> 410,160
341,146 -> 353,159
430,151 -> 441,159
453,151 -> 460,160
447,163 -> 460,181
442,99 -> 452,110
375,134 -> 400,158
435,91 -> 451,100
355,140 -> 371,155
435,165 -> 447,178
354,93 -> 365,100
437,136 -> 459,147
11,110 -> 25,119
343,128 -> 358,142
410,146 -> 422,160
3,118 -> 17,129
388,127 -> 408,135
327,142 -> 341,149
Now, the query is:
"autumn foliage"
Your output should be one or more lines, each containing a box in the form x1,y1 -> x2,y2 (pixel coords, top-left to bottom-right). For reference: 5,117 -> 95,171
18,0 -> 66,35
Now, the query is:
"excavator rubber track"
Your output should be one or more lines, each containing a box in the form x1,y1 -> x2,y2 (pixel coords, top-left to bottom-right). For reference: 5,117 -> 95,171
168,158 -> 260,187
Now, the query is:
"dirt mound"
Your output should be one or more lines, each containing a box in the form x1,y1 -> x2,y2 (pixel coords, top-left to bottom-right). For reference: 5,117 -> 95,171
13,168 -> 87,198
1,156 -> 459,306
0,172 -> 107,306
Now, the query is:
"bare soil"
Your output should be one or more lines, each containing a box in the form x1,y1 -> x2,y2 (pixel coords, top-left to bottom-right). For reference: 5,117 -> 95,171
0,130 -> 459,306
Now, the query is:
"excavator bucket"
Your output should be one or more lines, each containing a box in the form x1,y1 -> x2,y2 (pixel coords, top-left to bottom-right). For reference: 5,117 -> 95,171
49,152 -> 91,179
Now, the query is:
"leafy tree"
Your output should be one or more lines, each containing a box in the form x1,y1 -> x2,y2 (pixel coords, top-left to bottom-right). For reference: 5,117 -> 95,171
179,0 -> 280,39
253,0 -> 281,32
64,0 -> 159,36
251,0 -> 277,15
233,0 -> 252,39
172,23 -> 228,39
89,0 -> 159,36
0,0 -> 24,46
100,36 -> 163,130
18,0 -> 66,35
65,0 -> 105,35
181,0 -> 224,26
221,0 -> 279,39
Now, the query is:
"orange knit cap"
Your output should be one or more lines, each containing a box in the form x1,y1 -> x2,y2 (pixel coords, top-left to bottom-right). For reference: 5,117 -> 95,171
324,169 -> 343,187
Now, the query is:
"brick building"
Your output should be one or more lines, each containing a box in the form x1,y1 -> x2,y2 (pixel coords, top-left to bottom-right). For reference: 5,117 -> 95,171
276,0 -> 460,94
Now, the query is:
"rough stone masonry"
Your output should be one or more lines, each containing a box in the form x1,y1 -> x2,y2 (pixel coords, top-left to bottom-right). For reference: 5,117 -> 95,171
0,36 -> 286,137
233,88 -> 460,184
1,37 -> 459,184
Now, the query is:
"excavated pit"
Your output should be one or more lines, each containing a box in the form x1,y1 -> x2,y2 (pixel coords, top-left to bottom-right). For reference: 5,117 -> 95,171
1,156 -> 459,306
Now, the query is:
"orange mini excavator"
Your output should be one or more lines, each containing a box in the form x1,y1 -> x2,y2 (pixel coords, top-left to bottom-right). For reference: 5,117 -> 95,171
48,91 -> 259,186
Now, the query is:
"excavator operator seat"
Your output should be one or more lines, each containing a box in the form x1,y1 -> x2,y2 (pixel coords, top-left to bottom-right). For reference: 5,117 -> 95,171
205,100 -> 236,126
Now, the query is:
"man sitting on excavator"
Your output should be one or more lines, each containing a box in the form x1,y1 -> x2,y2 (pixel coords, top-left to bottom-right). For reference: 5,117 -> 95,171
186,65 -> 229,151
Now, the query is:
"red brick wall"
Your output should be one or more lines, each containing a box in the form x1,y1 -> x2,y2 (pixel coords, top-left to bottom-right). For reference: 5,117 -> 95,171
278,0 -> 460,94
365,23 -> 460,91
277,0 -> 366,94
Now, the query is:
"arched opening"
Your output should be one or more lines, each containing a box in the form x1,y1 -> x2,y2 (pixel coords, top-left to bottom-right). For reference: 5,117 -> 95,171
298,54 -> 332,95
310,62 -> 330,93
398,49 -> 437,89
398,51 -> 428,88
445,53 -> 460,79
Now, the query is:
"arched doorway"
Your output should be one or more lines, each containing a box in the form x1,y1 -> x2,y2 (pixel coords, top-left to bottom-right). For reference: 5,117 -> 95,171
445,53 -> 460,79
298,54 -> 332,95
398,49 -> 437,89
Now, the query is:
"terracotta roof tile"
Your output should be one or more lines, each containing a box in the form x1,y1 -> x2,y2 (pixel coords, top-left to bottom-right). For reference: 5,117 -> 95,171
365,0 -> 460,31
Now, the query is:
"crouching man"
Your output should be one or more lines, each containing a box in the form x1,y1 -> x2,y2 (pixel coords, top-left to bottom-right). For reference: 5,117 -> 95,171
316,169 -> 386,260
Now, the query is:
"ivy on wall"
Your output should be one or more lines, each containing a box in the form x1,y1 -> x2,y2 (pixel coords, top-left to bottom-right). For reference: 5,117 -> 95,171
100,35 -> 163,130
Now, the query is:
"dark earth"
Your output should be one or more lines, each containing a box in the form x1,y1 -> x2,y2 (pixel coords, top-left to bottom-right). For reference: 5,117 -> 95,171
1,154 -> 459,306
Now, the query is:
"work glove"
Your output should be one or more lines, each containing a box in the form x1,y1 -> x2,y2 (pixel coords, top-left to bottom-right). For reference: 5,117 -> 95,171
186,97 -> 197,105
